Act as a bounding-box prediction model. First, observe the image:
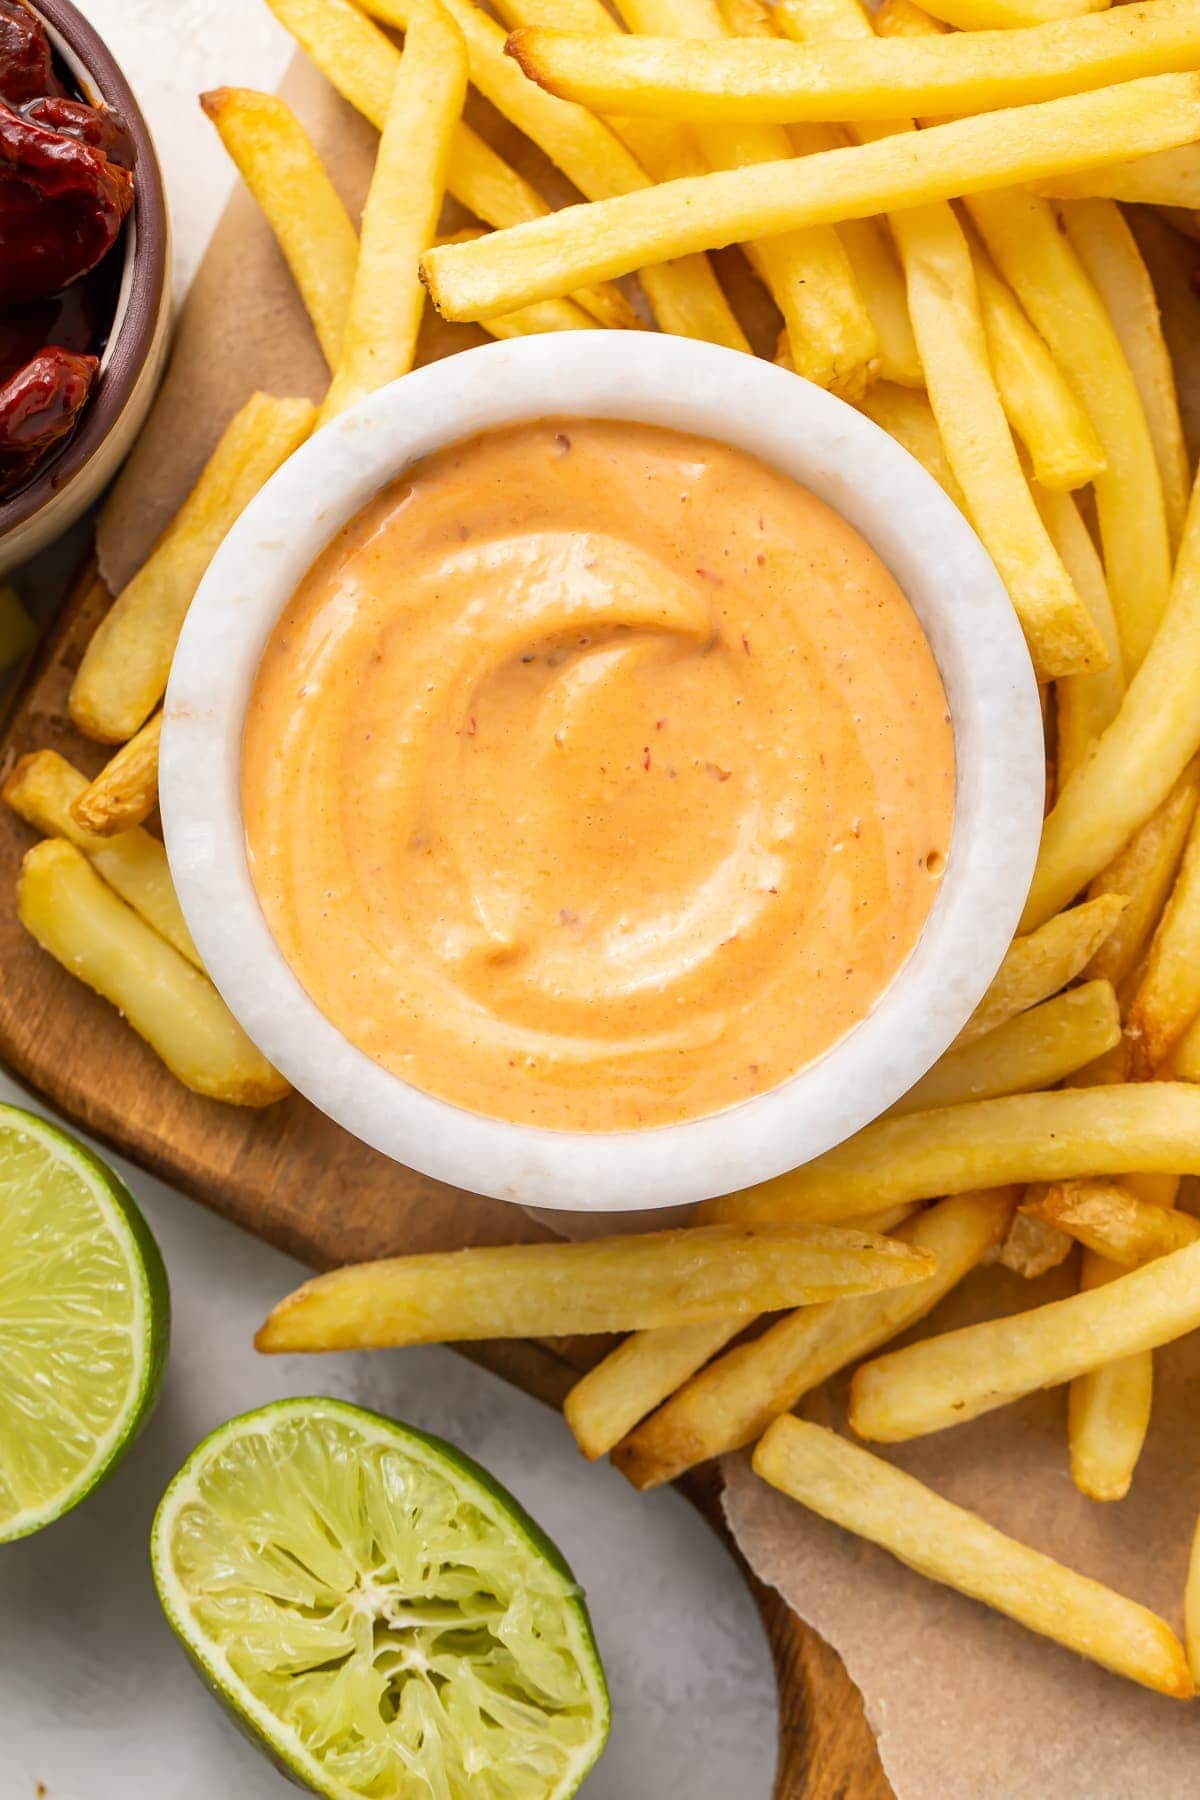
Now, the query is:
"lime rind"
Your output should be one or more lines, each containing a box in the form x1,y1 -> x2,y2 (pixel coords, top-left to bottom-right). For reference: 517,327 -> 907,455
151,1397 -> 610,1799
0,1103 -> 169,1542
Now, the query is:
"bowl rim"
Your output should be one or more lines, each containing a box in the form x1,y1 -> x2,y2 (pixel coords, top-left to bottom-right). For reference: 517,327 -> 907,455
161,333 -> 1044,1213
0,0 -> 169,540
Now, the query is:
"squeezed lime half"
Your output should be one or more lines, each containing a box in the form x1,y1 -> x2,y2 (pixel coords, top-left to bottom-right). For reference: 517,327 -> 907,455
151,1397 -> 611,1798
0,1103 -> 169,1542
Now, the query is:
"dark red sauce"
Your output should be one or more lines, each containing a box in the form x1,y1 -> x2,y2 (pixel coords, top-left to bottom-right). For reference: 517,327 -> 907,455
0,0 -> 135,503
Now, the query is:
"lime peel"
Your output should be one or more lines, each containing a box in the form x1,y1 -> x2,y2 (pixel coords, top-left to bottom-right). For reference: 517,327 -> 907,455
151,1396 -> 610,1799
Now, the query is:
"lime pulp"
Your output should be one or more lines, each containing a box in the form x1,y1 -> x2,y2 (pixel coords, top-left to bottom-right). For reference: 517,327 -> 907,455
0,1103 -> 169,1541
151,1396 -> 611,1799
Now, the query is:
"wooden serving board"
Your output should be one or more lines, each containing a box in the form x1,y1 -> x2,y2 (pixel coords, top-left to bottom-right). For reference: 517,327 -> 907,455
0,561 -> 890,1800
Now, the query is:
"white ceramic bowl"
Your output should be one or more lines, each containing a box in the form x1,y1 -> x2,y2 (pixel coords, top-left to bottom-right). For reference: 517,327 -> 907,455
162,333 -> 1043,1213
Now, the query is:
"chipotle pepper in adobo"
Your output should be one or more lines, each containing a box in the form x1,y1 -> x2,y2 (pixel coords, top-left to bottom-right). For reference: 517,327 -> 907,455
0,0 -> 135,504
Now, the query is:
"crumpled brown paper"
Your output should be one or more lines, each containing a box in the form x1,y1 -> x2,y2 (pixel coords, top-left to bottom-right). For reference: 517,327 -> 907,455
91,34 -> 1200,1786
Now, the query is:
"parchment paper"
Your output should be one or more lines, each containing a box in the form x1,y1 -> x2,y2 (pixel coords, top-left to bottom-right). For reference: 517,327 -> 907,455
90,36 -> 1200,1785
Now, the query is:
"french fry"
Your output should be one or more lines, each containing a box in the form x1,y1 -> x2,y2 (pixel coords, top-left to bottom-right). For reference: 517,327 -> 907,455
1067,1248 -> 1155,1502
320,0 -> 466,424
0,584 -> 36,675
264,0 -> 638,332
68,394 -> 316,743
849,1235 -> 1200,1441
1084,764 -> 1200,987
614,1189 -> 1014,1488
507,2 -> 1200,123
200,89 -> 358,371
366,0 -> 748,351
837,217 -> 923,388
1037,143 -> 1200,209
995,1204 -> 1073,1277
618,0 -> 878,395
890,981 -> 1119,1116
1169,1008 -> 1200,1083
421,77 -> 1200,322
1022,470 -> 1200,929
2,750 -> 198,967
954,892 -> 1127,1047
857,383 -> 963,506
70,711 -> 161,837
254,1223 -> 937,1351
972,252 -> 1105,494
1026,1178 -> 1200,1264
438,231 -> 595,336
753,1417 -> 1193,1699
1057,198 -> 1190,549
564,1199 -> 919,1460
703,1083 -> 1200,1227
1125,810 -> 1200,1075
17,840 -> 288,1106
491,0 -> 751,352
902,0 -> 1109,29
1041,489 -> 1124,786
965,187 -> 1172,678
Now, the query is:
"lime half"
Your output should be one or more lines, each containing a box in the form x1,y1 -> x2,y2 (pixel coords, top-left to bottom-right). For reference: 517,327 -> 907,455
151,1397 -> 610,1798
0,1103 -> 169,1541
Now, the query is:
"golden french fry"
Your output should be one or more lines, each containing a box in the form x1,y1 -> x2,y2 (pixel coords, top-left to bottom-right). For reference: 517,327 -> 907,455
564,1200 -> 919,1461
2,750 -> 198,967
965,188 -> 1171,678
1124,812 -> 1200,1076
1041,489 -> 1124,786
704,1083 -> 1200,1227
201,88 -> 358,371
1026,1178 -> 1200,1264
255,1223 -> 937,1351
0,584 -> 36,675
753,1417 -> 1193,1698
995,1204 -> 1073,1277
1067,1253 -> 1154,1502
421,78 -> 1200,321
1023,470 -> 1200,931
611,0 -> 877,396
891,980 -> 1119,1116
69,394 -> 316,744
320,1 -> 466,424
1057,198 -> 1190,549
849,1234 -> 1200,1441
972,252 -> 1104,494
900,0 -> 1108,27
368,0 -> 750,351
264,0 -> 638,332
1036,144 -> 1200,210
838,217 -> 923,388
1084,764 -> 1200,987
1169,1008 -> 1200,1082
70,711 -> 161,837
857,384 -> 963,506
439,232 -> 595,336
508,3 -> 1200,123
615,1189 -> 1014,1489
955,892 -> 1127,1048
17,840 -> 287,1106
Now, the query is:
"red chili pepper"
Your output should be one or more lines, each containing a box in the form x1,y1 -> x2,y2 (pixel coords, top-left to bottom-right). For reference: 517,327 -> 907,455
0,97 -> 133,304
0,0 -> 63,106
0,346 -> 97,493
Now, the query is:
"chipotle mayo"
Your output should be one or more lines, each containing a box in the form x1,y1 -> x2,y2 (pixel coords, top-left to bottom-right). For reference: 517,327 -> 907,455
242,419 -> 954,1131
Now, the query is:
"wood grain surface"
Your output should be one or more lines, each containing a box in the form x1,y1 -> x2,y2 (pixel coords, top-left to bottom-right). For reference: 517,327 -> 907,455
0,563 -> 890,1800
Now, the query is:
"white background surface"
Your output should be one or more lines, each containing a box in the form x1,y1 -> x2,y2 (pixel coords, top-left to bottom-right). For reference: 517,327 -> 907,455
0,3 -> 779,1795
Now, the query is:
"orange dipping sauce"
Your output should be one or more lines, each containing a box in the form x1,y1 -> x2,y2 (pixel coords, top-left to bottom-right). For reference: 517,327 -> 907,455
242,419 -> 954,1130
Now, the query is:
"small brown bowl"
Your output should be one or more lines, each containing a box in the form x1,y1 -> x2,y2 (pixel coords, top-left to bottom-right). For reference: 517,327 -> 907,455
0,0 -> 171,575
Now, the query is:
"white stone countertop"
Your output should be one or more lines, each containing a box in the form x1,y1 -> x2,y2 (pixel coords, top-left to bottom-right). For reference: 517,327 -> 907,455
0,3 -> 779,1795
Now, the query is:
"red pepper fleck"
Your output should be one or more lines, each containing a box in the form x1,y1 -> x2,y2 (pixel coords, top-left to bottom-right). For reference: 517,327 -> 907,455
554,431 -> 572,452
741,634 -> 751,655
642,746 -> 651,771
656,717 -> 667,730
705,761 -> 732,782
695,567 -> 723,584
458,714 -> 477,737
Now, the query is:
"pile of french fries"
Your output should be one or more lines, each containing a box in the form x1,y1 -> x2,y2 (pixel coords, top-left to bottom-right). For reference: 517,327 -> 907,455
10,0 -> 1200,1706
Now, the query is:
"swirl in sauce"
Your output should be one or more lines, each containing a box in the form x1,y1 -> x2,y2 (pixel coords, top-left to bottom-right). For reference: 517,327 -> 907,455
242,419 -> 954,1130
